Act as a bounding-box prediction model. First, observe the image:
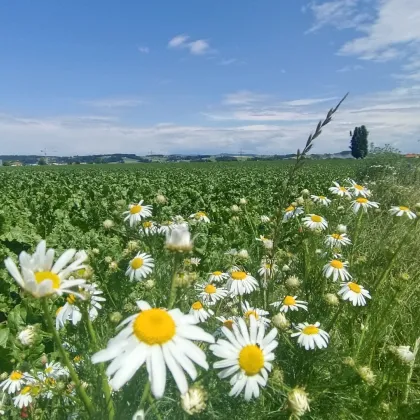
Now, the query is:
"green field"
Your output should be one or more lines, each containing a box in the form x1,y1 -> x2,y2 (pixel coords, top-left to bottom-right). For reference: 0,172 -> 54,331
0,158 -> 419,419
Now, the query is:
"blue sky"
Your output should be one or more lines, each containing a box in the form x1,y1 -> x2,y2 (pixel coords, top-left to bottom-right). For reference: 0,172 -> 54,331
1,0 -> 419,155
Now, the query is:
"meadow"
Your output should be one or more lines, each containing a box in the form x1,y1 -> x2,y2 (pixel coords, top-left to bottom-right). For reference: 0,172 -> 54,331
0,154 -> 419,419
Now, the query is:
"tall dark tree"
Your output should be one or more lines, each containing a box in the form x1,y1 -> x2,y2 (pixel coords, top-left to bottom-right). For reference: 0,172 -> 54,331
350,125 -> 369,159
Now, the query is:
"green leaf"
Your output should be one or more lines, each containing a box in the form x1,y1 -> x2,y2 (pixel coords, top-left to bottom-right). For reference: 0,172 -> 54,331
0,327 -> 10,348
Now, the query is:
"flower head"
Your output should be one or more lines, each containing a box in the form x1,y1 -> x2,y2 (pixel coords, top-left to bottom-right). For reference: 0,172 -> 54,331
208,271 -> 229,284
92,300 -> 214,398
189,301 -> 214,323
226,271 -> 258,296
325,233 -> 352,248
210,316 -> 278,400
241,300 -> 270,326
311,195 -> 331,206
389,206 -> 417,219
270,296 -> 308,313
272,312 -> 290,330
17,326 -> 36,347
291,322 -> 329,350
123,200 -> 153,227
181,384 -> 207,415
329,182 -> 351,198
323,259 -> 351,282
190,211 -> 210,223
195,283 -> 228,306
139,220 -> 160,236
288,387 -> 310,418
166,225 -> 193,252
4,240 -> 87,298
283,205 -> 304,222
351,197 -> 379,213
0,372 -> 35,395
126,252 -> 154,282
302,214 -> 328,231
338,282 -> 371,306
349,180 -> 371,198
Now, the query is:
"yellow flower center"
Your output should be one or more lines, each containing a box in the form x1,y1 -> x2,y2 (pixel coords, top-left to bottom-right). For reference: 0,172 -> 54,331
231,271 -> 247,280
355,184 -> 364,190
311,215 -> 322,223
130,204 -> 142,214
35,271 -> 60,289
56,306 -> 63,316
143,221 -> 152,228
204,284 -> 217,294
356,198 -> 368,204
238,345 -> 264,376
319,196 -> 326,199
399,206 -> 409,211
285,205 -> 295,212
45,378 -> 56,386
303,325 -> 319,335
192,301 -> 203,310
195,211 -> 206,219
21,386 -> 31,395
339,187 -> 346,192
67,294 -> 76,305
283,296 -> 296,306
73,355 -> 82,363
212,271 -> 222,276
348,282 -> 361,293
330,260 -> 344,269
265,264 -> 271,269
331,233 -> 342,240
131,257 -> 144,270
244,309 -> 259,319
10,371 -> 23,381
223,320 -> 234,330
45,367 -> 53,373
133,308 -> 176,345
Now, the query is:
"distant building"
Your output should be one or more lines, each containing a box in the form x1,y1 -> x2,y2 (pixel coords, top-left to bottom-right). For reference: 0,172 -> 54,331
405,153 -> 419,158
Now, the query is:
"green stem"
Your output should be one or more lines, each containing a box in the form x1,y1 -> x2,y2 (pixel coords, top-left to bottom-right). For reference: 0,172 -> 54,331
41,298 -> 95,418
139,381 -> 151,409
167,254 -> 181,309
403,336 -> 420,404
82,308 -> 115,420
350,210 -> 363,266
148,393 -> 163,420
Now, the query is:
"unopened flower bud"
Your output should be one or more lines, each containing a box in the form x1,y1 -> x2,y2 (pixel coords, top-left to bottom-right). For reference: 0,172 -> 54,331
40,354 -> 48,365
109,312 -> 123,324
285,275 -> 300,289
301,189 -> 310,198
296,197 -> 305,205
337,224 -> 347,233
288,387 -> 310,418
291,202 -> 298,208
144,279 -> 155,290
109,261 -> 118,271
155,194 -> 167,204
270,367 -> 284,386
343,356 -> 355,367
91,248 -> 100,255
357,366 -> 376,385
181,385 -> 207,415
103,219 -> 114,229
324,293 -> 339,306
132,410 -> 145,420
282,264 -> 291,272
272,313 -> 290,330
17,326 -> 36,347
104,256 -> 112,263
415,203 -> 420,210
231,204 -> 240,213
166,225 -> 193,252
238,249 -> 249,259
239,198 -> 247,205
0,372 -> 8,380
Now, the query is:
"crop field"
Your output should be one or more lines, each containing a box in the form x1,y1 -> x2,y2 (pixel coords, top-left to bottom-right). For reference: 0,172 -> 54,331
0,158 -> 419,419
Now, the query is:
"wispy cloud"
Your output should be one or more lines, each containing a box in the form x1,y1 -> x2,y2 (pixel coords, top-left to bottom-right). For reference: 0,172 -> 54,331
282,97 -> 338,106
138,46 -> 150,54
168,34 -> 213,55
82,97 -> 144,108
223,90 -> 269,105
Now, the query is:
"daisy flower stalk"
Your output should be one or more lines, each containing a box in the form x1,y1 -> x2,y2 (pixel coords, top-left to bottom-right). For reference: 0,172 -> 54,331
123,200 -> 153,227
92,300 -> 214,399
4,240 -> 87,299
210,315 -> 278,400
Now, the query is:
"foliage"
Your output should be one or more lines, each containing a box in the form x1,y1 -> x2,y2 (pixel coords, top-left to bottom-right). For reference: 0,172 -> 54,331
350,126 -> 369,159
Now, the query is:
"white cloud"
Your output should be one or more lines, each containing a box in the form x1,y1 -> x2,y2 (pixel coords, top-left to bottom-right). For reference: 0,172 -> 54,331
223,90 -> 269,105
82,97 -> 144,108
219,58 -> 237,66
337,64 -> 364,72
188,40 -> 210,55
168,34 -> 189,48
138,46 -> 149,54
282,97 -> 338,106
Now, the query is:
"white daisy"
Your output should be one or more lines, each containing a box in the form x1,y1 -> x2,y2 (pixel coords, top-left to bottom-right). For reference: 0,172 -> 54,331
311,195 -> 331,206
226,271 -> 259,296
80,282 -> 106,320
165,225 -> 193,252
323,259 -> 352,282
257,259 -> 278,277
0,371 -> 35,394
208,271 -> 229,284
139,220 -> 159,236
270,296 -> 308,313
329,182 -> 352,198
189,258 -> 201,266
123,200 -> 153,227
55,296 -> 82,330
260,215 -> 270,223
255,235 -> 273,250
43,362 -> 69,380
302,214 -> 328,231
17,326 -> 36,347
13,386 -> 33,408
389,206 -> 417,219
190,302 -> 214,323
291,322 -> 329,350
210,316 -> 278,400
338,282 -> 371,306
241,301 -> 270,326
324,233 -> 352,248
391,346 -> 415,364
216,316 -> 237,331
125,252 -> 154,282
196,283 -> 228,305
351,197 -> 379,213
348,180 -> 371,198
4,240 -> 87,299
283,205 -> 304,222
92,300 -> 215,398
190,211 -> 210,223
159,220 -> 174,235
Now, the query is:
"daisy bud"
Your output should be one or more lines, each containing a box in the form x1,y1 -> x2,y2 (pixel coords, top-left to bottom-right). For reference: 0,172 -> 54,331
239,198 -> 247,205
342,356 -> 355,367
92,248 -> 100,255
132,410 -> 145,420
270,367 -> 284,386
263,239 -> 273,250
40,354 -> 48,365
56,381 -> 66,391
104,256 -> 112,263
324,293 -> 339,306
109,261 -> 118,271
181,385 -> 207,415
0,372 -> 8,380
301,189 -> 310,198
127,241 -> 139,252
80,266 -> 94,279
285,275 -> 300,289
337,205 -> 345,212
230,216 -> 240,223
380,402 -> 390,413
238,249 -> 249,259
103,219 -> 114,229
81,381 -> 89,389
17,326 -> 36,347
109,312 -> 123,324
390,345 -> 415,364
400,272 -> 410,281
174,272 -> 194,288
231,204 -> 240,213
144,279 -> 155,290
155,194 -> 167,204
272,312 -> 290,330
315,248 -> 322,255
337,224 -> 347,233
296,196 -> 305,205
166,225 -> 193,252
291,201 -> 298,208
287,387 -> 310,418
282,264 -> 291,272
260,215 -> 270,223
357,366 -> 376,385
